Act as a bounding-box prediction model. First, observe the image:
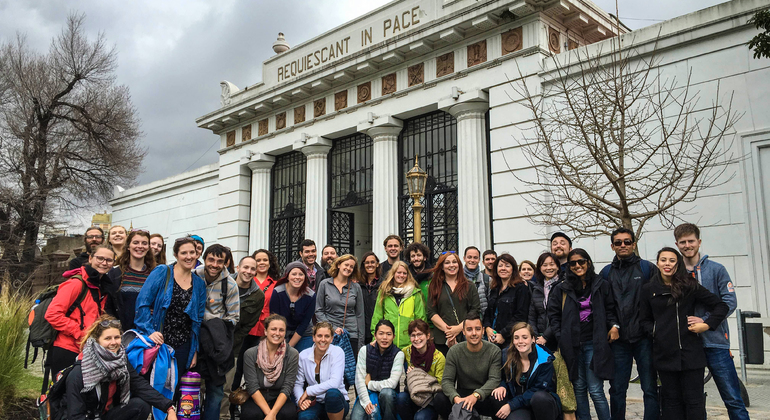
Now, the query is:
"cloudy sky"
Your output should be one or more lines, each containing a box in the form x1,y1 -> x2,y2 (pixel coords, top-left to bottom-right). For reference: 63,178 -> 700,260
0,0 -> 726,188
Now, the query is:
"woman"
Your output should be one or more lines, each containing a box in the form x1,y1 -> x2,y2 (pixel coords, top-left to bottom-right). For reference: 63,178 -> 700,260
134,237 -> 206,379
150,234 -> 167,265
242,314 -> 299,420
484,254 -> 532,348
107,225 -> 128,260
547,249 -> 618,420
270,261 -> 317,353
294,322 -> 349,420
519,260 -> 536,286
639,247 -> 728,420
528,253 -> 561,351
65,315 -> 178,420
46,245 -> 115,377
360,251 -> 382,344
371,261 -> 426,349
396,319 -> 445,420
109,230 -> 156,331
426,252 -> 480,355
491,322 -> 561,420
315,254 -> 366,351
352,319 -> 405,420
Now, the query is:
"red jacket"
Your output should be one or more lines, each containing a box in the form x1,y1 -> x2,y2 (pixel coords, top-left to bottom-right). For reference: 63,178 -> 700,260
250,276 -> 276,336
45,267 -> 107,353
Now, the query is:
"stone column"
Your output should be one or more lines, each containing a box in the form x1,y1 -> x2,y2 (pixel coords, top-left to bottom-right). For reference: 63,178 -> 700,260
358,116 -> 403,261
441,90 -> 492,252
295,136 -> 333,246
246,153 -> 275,253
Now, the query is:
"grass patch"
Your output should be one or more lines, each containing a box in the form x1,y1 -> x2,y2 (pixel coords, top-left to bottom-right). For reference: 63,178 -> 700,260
0,284 -> 34,415
16,370 -> 43,400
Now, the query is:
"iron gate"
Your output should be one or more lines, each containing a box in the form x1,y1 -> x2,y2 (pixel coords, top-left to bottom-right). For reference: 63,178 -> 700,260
328,211 -> 354,256
269,151 -> 307,268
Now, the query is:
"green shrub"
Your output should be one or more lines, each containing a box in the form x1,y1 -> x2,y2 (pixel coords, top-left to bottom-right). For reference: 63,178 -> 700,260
0,283 -> 34,415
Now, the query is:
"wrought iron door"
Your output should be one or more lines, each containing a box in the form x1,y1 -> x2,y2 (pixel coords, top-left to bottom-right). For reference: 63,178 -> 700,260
270,151 -> 307,268
399,111 -> 459,261
328,211 -> 354,256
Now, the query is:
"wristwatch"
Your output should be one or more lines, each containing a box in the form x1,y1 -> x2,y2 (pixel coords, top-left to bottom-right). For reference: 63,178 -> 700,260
612,324 -> 620,330
472,391 -> 482,400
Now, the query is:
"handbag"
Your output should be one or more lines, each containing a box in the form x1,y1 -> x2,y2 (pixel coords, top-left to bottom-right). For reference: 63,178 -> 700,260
554,290 -> 577,413
228,386 -> 249,405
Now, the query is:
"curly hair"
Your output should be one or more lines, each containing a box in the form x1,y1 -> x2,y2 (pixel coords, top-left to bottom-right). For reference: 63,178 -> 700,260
116,230 -> 157,273
252,249 -> 281,280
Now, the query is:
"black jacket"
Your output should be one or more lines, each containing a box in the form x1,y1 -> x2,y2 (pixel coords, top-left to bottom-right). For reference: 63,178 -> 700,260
198,318 -> 235,385
547,272 -> 618,381
528,277 -> 560,351
69,252 -> 90,270
361,277 -> 383,343
484,281 -> 532,344
65,361 -> 173,420
602,255 -> 657,343
639,276 -> 729,372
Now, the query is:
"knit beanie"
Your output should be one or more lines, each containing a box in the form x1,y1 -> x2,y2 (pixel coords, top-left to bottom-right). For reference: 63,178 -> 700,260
283,261 -> 309,278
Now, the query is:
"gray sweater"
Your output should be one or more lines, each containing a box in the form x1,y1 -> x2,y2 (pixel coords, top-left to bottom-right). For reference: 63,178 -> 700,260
441,341 -> 501,402
243,345 -> 299,398
315,278 -> 366,340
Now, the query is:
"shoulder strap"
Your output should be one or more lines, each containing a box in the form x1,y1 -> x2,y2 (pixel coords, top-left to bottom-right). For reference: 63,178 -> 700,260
600,265 -> 611,281
64,277 -> 90,330
443,284 -> 460,323
341,282 -> 352,330
221,275 -> 228,303
158,265 -> 173,333
639,260 -> 652,281
561,289 -> 567,310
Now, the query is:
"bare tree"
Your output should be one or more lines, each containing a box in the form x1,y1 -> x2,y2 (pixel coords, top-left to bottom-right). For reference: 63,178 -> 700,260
0,13 -> 145,287
505,39 -> 742,241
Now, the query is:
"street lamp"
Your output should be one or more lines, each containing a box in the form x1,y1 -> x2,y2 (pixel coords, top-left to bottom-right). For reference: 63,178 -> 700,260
405,155 -> 428,243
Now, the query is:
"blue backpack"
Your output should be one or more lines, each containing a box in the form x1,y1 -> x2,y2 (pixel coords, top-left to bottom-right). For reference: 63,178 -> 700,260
332,329 -> 356,387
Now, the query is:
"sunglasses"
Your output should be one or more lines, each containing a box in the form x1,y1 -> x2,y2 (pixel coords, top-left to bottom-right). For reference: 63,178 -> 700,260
441,251 -> 456,255
99,319 -> 122,328
613,239 -> 634,247
568,259 -> 588,267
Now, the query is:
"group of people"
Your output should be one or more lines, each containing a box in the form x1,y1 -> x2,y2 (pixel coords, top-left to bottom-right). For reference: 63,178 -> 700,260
43,222 -> 749,420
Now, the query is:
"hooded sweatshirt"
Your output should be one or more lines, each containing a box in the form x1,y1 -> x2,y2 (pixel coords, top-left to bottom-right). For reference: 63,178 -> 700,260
193,265 -> 240,325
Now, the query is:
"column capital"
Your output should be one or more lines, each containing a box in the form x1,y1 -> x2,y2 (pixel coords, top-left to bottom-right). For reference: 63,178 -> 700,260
357,115 -> 403,140
293,135 -> 332,158
439,89 -> 489,121
245,152 -> 276,172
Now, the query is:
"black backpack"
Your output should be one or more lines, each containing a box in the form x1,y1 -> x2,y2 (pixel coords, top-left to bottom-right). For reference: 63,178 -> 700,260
37,362 -> 78,420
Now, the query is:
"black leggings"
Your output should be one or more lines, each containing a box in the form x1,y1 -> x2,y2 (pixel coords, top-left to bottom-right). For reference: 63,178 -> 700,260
47,346 -> 79,379
504,391 -> 560,420
658,368 -> 705,420
240,391 -> 297,420
102,398 -> 152,420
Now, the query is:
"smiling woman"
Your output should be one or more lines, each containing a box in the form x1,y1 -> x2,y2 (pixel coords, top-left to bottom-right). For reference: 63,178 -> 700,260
270,261 -> 317,353
108,230 -> 157,331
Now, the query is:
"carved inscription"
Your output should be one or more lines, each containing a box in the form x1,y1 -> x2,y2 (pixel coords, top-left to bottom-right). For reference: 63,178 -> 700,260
467,40 -> 487,67
382,73 -> 396,95
314,98 -> 326,117
335,91 -> 348,111
436,52 -> 454,77
502,27 -> 523,55
242,125 -> 251,142
357,82 -> 371,103
226,130 -> 235,147
295,105 -> 306,124
408,63 -> 424,87
258,119 -> 268,136
276,112 -> 286,130
548,27 -> 560,53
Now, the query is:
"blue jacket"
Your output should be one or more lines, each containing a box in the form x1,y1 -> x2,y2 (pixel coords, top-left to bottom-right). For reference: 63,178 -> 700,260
125,332 -> 177,420
269,284 -> 316,337
690,254 -> 737,349
500,344 -> 560,411
134,264 -> 206,368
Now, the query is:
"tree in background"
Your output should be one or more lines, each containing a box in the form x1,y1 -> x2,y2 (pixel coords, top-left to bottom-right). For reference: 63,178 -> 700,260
748,9 -> 770,60
505,39 -> 742,242
0,13 -> 144,288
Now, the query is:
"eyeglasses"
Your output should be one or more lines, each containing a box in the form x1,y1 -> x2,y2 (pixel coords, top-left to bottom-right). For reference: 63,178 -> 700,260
568,259 -> 588,267
85,235 -> 103,240
441,251 -> 456,255
99,319 -> 122,328
409,332 -> 425,339
93,255 -> 115,265
613,239 -> 634,247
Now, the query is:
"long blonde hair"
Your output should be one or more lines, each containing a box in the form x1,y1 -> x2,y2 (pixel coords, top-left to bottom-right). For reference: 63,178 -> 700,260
378,261 -> 419,304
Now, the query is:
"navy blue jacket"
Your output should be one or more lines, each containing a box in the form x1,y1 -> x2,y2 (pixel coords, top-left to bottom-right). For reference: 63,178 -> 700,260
500,345 -> 560,411
269,284 -> 316,337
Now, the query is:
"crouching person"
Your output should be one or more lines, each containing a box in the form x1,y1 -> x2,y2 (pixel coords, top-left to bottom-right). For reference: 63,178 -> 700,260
396,319 -> 446,420
66,315 -> 178,420
295,322 -> 349,420
492,322 -> 561,420
352,319 -> 405,420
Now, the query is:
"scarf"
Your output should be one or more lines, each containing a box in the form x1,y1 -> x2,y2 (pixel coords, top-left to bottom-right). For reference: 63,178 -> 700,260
392,284 -> 414,297
463,265 -> 480,284
81,338 -> 130,407
257,338 -> 286,384
543,276 -> 558,309
366,342 -> 400,381
410,341 -> 436,373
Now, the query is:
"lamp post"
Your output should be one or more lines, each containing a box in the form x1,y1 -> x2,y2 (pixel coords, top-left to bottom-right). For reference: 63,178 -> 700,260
406,155 -> 428,243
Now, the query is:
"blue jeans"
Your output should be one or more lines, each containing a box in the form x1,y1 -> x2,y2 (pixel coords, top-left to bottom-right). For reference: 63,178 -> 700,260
351,388 -> 397,420
576,342 -> 610,420
294,335 -> 314,354
396,391 -> 438,420
202,383 -> 224,420
297,388 -> 349,420
705,348 -> 750,420
609,338 -> 659,420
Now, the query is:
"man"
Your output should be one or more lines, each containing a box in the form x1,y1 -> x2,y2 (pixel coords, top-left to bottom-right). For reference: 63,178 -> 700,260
482,249 -> 497,277
69,227 -> 105,269
464,247 -> 489,321
189,234 -> 205,267
435,313 -> 503,419
320,244 -> 338,271
298,239 -> 327,291
222,255 -> 265,419
380,234 -> 403,278
550,232 -> 572,278
406,242 -> 433,300
193,244 -> 240,420
674,223 -> 749,420
600,228 -> 659,420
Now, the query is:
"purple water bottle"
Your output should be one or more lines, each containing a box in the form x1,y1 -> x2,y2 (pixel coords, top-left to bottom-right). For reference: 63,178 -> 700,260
177,371 -> 201,419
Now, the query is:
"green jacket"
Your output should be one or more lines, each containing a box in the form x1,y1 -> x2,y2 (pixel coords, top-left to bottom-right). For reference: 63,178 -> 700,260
371,287 -> 426,349
233,279 -> 265,355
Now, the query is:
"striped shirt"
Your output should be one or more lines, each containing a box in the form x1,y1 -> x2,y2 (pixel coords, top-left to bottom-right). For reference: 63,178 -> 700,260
119,267 -> 150,292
